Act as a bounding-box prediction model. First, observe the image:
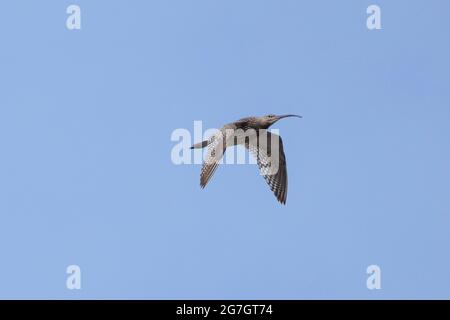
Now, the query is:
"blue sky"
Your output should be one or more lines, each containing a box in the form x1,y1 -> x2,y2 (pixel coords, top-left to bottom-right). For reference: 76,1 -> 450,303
0,1 -> 449,299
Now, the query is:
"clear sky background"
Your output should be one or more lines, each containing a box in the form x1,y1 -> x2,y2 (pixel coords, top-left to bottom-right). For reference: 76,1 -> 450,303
0,1 -> 449,299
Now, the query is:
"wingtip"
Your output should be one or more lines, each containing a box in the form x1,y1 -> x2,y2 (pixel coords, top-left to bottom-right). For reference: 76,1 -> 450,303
277,196 -> 287,205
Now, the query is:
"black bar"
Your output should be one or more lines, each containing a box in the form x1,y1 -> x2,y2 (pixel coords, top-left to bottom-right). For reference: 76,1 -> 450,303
0,300 -> 446,318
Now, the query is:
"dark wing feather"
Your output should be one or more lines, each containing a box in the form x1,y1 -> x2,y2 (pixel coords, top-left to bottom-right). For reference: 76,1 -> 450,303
245,131 -> 288,204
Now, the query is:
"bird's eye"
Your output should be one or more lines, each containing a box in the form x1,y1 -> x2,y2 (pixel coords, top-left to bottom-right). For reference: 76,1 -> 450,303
268,114 -> 275,118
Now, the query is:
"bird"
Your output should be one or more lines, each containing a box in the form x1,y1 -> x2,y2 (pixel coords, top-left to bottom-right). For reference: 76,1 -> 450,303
191,114 -> 302,204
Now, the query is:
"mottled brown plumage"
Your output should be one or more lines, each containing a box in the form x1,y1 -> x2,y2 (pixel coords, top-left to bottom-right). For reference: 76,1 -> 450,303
191,114 -> 301,205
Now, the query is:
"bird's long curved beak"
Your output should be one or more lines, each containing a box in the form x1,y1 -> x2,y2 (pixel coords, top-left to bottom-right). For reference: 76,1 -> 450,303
277,114 -> 302,120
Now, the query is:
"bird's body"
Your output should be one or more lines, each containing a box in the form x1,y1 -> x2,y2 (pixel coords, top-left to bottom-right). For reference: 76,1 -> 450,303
191,114 -> 301,205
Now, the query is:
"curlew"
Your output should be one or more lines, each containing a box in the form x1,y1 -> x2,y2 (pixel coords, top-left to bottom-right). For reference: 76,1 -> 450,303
191,114 -> 301,204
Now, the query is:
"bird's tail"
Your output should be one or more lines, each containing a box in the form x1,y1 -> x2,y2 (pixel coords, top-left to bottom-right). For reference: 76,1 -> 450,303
190,140 -> 209,149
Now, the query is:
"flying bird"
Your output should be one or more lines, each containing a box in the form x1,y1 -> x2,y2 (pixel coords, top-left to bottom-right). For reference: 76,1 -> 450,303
191,114 -> 302,204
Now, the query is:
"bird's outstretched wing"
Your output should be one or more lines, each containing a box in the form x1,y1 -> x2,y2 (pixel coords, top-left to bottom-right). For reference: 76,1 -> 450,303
200,129 -> 227,188
245,131 -> 288,204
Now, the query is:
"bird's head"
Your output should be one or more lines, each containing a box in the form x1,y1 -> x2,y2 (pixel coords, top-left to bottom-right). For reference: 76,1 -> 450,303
261,114 -> 302,128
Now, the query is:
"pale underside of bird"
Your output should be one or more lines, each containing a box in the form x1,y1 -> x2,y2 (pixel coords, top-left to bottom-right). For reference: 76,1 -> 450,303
191,114 -> 301,205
